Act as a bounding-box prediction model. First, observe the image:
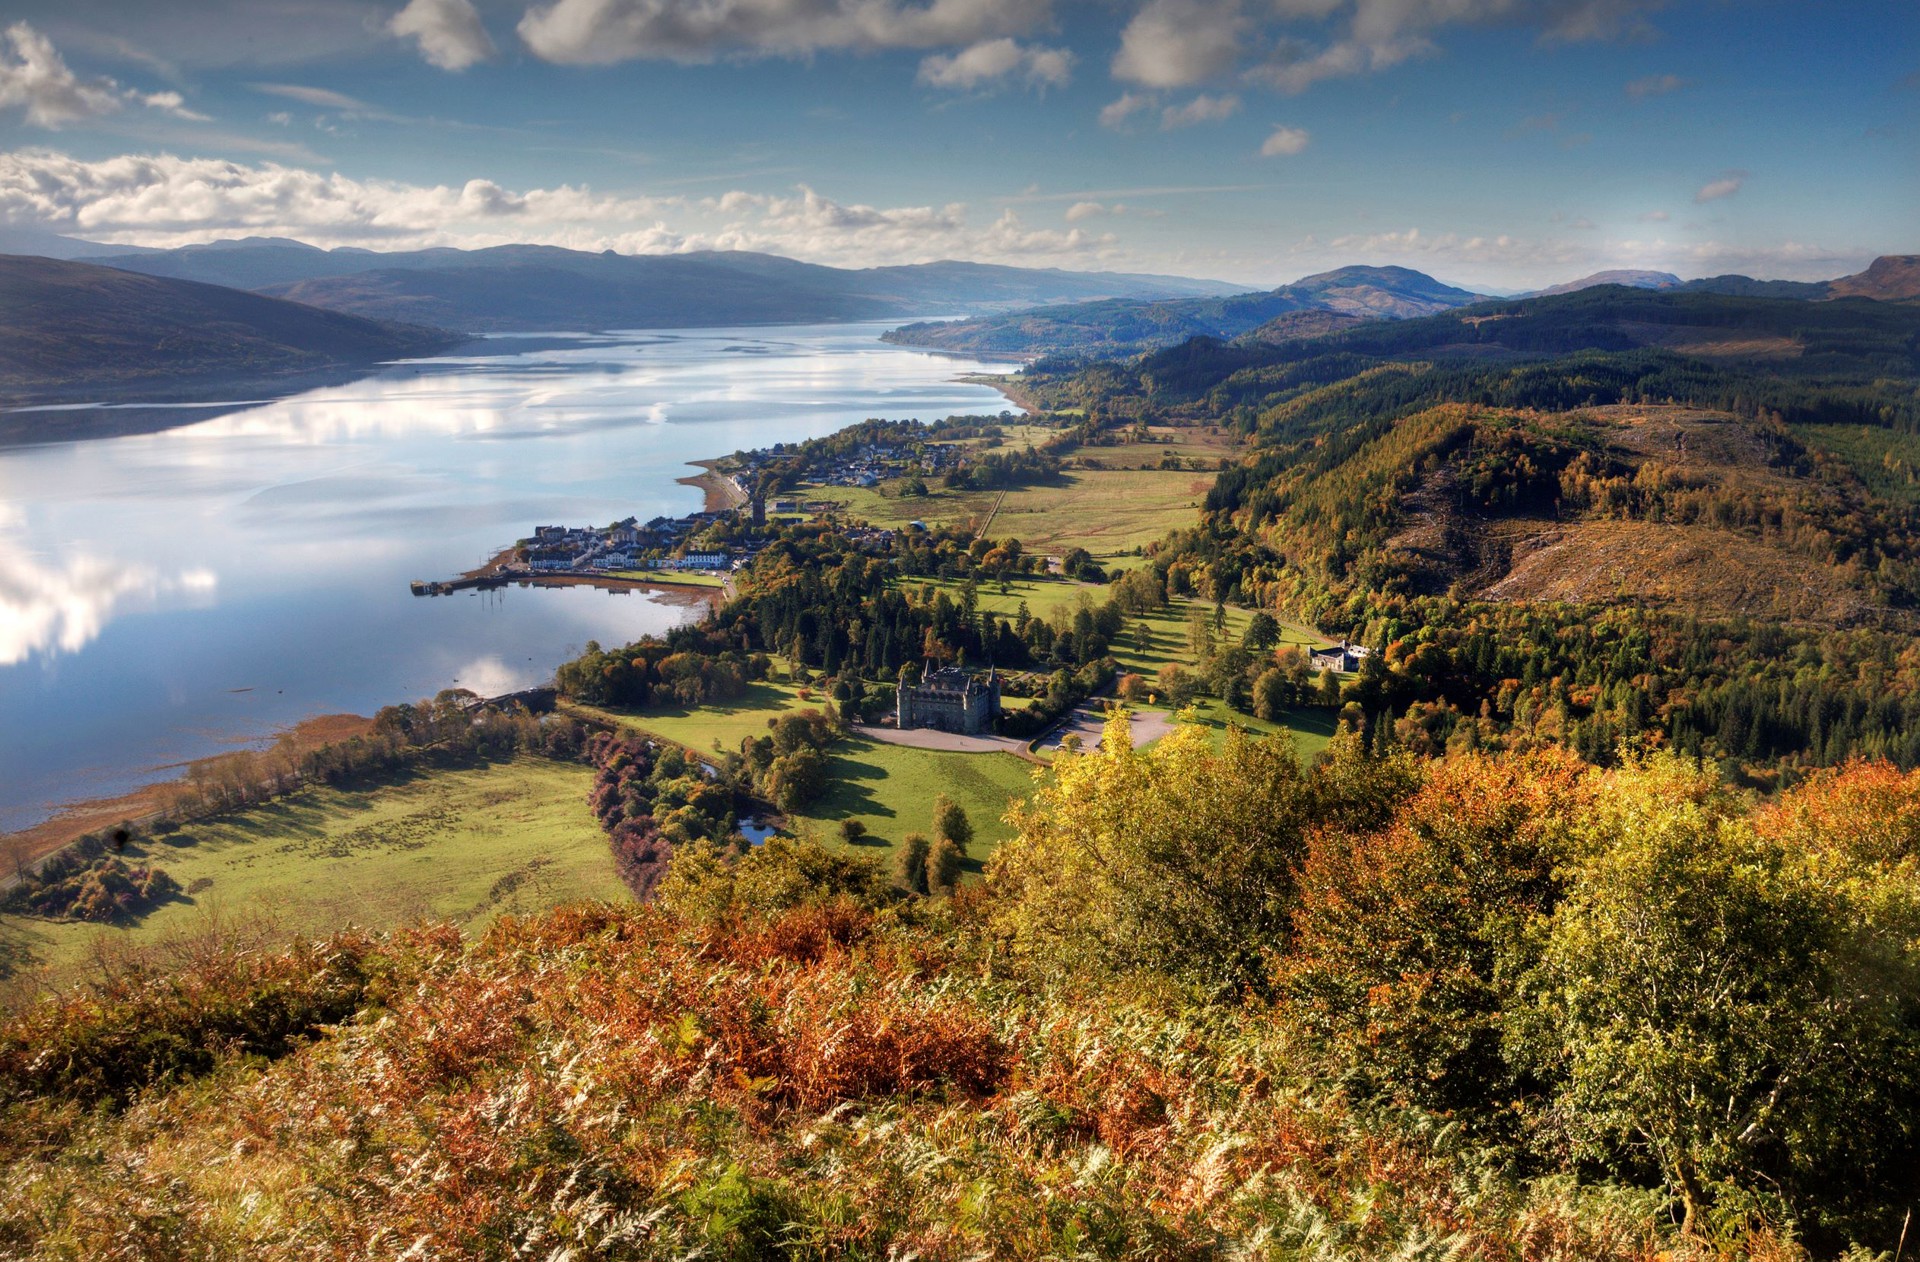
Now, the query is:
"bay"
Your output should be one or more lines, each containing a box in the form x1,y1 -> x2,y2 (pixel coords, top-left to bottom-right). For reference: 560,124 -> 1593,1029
0,322 -> 1015,831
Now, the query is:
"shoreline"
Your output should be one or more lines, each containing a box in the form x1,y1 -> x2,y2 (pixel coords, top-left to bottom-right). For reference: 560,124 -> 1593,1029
680,458 -> 749,513
7,345 -> 1000,864
1,713 -> 376,876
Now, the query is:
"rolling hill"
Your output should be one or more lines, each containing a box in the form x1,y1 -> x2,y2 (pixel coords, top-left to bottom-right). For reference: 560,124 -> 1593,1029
0,255 -> 463,402
75,239 -> 1246,332
882,265 -> 1488,357
1021,285 -> 1920,626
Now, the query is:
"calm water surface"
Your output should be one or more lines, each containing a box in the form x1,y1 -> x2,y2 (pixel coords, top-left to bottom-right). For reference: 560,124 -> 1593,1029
0,323 -> 1015,830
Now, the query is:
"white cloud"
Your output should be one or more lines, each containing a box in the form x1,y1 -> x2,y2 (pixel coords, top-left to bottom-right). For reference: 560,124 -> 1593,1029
1161,93 -> 1240,129
0,149 -> 1120,268
0,23 -> 208,129
1098,91 -> 1154,129
1113,0 -> 1248,88
250,83 -> 377,112
517,0 -> 1047,64
1065,200 -> 1128,222
1625,71 -> 1688,99
1695,171 -> 1745,203
1639,209 -> 1670,222
918,38 -> 1072,90
1260,124 -> 1311,155
1238,0 -> 1669,95
388,0 -> 498,71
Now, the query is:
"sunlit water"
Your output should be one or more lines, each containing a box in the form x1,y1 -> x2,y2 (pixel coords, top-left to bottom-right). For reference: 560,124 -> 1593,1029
0,324 -> 1015,831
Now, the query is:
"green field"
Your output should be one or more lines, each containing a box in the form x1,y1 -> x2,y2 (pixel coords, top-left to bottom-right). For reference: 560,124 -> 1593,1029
565,677 -> 822,758
909,576 -> 1324,675
1161,699 -> 1338,762
607,569 -> 729,588
0,757 -> 620,989
568,686 -> 1040,872
785,737 -> 1040,871
818,467 -> 1217,559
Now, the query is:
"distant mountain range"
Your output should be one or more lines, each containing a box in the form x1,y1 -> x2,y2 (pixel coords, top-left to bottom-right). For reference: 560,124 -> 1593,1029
883,265 -> 1488,358
27,237 -> 1240,333
0,254 -> 461,414
885,257 -> 1920,357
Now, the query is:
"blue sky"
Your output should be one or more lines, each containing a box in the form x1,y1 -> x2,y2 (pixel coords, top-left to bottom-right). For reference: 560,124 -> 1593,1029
0,0 -> 1912,287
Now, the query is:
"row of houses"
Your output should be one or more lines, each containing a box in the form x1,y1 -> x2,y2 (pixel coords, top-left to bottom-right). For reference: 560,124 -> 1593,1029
523,511 -> 743,576
728,439 -> 965,497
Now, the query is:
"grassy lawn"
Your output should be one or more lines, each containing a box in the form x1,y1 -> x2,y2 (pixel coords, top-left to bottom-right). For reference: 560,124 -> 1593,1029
1074,424 -> 1244,471
1168,699 -> 1339,762
818,467 -> 1215,559
567,685 -> 1040,875
564,677 -> 825,760
785,738 -> 1040,874
607,569 -> 729,588
909,575 -> 1324,675
0,756 -> 619,991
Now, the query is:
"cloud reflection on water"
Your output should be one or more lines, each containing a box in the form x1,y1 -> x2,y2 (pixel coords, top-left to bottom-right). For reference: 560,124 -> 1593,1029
0,549 -> 216,666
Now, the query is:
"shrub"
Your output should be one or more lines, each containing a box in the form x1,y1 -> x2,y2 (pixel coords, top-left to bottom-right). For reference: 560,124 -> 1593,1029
893,833 -> 932,896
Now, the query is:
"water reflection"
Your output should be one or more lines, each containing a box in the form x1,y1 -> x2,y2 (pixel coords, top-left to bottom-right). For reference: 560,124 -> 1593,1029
0,546 -> 216,666
0,323 -> 1016,830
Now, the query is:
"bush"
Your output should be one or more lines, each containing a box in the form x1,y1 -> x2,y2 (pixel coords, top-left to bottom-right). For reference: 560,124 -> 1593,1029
893,833 -> 932,896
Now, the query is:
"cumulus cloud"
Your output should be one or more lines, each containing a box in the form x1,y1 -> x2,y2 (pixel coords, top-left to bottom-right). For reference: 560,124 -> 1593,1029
388,0 -> 497,71
1113,0 -> 1248,87
1639,209 -> 1670,221
1161,92 -> 1240,128
517,0 -> 1045,64
695,184 -> 1111,266
1098,91 -> 1154,129
1066,200 -> 1133,222
918,38 -> 1071,90
1188,0 -> 1671,96
1625,71 -> 1688,98
1260,123 -> 1311,155
1695,171 -> 1745,202
0,23 -> 208,128
0,149 -> 1118,268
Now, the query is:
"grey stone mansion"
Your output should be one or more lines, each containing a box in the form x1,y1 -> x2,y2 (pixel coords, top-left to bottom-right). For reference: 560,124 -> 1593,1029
896,667 -> 1002,736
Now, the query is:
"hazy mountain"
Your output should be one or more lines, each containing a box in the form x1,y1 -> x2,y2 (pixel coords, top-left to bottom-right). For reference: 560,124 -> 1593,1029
1531,269 -> 1682,296
0,226 -> 157,260
71,238 -> 1244,332
0,255 -> 462,403
1532,257 -> 1918,303
882,265 -> 1488,357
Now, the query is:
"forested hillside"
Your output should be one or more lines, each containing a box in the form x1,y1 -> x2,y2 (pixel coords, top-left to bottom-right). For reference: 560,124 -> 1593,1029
0,255 -> 462,401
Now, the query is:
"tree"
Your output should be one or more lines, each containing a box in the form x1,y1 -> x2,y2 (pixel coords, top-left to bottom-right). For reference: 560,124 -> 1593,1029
839,818 -> 868,845
931,794 -> 973,851
765,747 -> 829,812
1252,668 -> 1287,722
1516,753 -> 1920,1239
1243,611 -> 1280,651
893,832 -> 932,895
926,837 -> 966,894
989,714 -> 1412,998
1282,749 -> 1590,1131
1187,606 -> 1214,659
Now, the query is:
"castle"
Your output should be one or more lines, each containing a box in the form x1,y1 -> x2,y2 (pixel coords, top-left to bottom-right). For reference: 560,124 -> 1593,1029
896,667 -> 1002,736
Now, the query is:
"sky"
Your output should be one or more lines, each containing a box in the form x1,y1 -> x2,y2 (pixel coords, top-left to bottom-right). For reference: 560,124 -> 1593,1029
0,0 -> 1912,289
